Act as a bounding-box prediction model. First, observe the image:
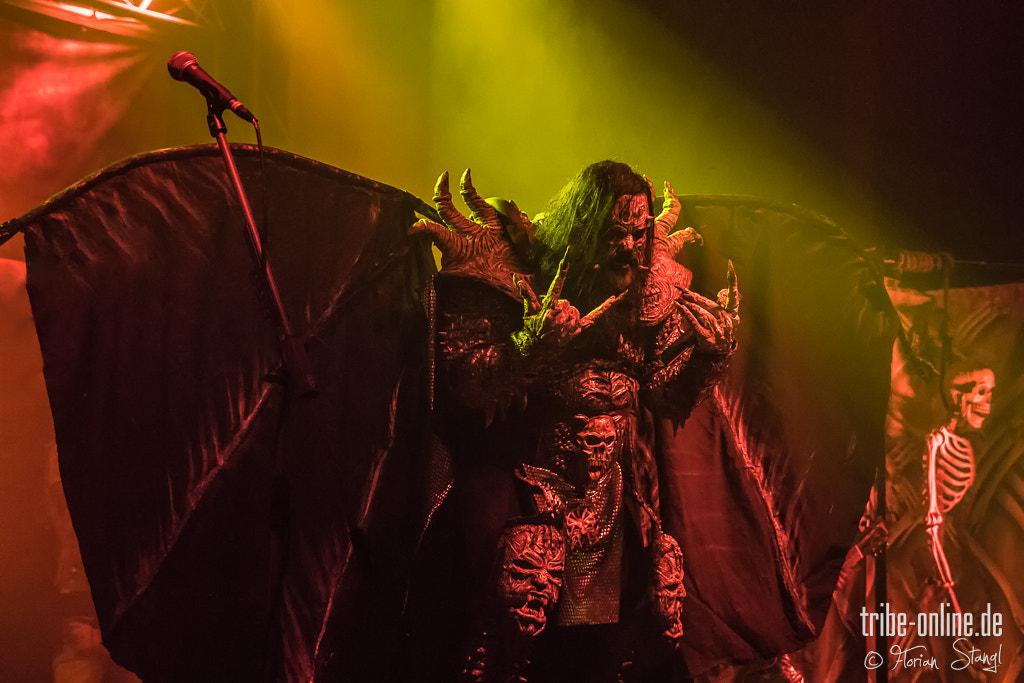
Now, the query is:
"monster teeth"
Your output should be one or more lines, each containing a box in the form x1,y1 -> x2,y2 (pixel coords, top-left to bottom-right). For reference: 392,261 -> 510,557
514,605 -> 544,623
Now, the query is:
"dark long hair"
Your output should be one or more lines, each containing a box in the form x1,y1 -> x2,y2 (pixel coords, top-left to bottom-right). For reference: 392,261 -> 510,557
534,160 -> 652,308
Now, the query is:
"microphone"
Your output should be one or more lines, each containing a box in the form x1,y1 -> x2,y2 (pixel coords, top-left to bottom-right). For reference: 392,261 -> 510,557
167,51 -> 256,123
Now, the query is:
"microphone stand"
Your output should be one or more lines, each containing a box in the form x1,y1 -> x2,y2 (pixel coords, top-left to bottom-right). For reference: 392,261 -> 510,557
204,106 -> 311,682
205,107 -> 316,397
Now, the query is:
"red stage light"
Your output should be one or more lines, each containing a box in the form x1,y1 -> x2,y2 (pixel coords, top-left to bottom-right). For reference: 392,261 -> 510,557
5,0 -> 198,36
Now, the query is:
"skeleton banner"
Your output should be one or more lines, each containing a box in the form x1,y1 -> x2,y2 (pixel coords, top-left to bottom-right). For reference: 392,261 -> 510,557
801,278 -> 1024,681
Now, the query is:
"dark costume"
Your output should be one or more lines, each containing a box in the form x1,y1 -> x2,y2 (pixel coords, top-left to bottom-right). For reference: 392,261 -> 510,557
414,161 -> 739,680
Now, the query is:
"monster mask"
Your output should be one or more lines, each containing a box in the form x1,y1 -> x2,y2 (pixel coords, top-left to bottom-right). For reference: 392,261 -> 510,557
597,193 -> 650,295
497,524 -> 566,637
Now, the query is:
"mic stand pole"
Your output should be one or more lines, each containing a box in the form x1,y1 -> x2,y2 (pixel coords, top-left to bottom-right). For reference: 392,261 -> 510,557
206,108 -> 316,397
205,107 -> 310,682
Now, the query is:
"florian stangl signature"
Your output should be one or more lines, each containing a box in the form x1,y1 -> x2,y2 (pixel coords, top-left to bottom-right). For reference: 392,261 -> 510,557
865,639 -> 1002,674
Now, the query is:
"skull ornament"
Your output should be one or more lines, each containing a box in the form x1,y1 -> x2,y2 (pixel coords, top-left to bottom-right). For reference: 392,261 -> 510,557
568,414 -> 618,487
951,368 -> 995,432
651,531 -> 685,642
497,524 -> 566,637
